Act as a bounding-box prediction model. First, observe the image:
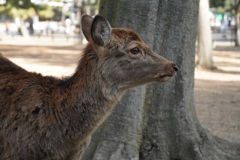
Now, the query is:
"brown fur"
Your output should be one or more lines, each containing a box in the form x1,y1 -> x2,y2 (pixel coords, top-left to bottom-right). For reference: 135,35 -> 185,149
0,15 -> 177,160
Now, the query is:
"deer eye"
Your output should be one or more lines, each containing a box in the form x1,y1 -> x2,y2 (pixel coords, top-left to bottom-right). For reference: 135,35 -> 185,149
130,47 -> 141,54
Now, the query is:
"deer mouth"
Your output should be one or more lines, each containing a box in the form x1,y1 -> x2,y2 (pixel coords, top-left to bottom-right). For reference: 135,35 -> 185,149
155,73 -> 174,82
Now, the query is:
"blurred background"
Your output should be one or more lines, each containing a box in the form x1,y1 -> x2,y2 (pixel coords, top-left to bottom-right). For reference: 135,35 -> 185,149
0,0 -> 99,44
0,0 -> 239,143
210,0 -> 239,46
0,0 -> 239,46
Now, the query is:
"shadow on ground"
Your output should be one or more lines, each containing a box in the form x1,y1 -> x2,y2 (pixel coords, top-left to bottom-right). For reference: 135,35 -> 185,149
195,47 -> 240,142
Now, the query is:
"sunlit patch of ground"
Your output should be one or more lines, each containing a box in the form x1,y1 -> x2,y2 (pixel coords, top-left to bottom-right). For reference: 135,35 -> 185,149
195,47 -> 240,142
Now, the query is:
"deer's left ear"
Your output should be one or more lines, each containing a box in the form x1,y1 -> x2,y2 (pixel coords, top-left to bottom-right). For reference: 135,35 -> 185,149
91,15 -> 112,46
81,14 -> 94,41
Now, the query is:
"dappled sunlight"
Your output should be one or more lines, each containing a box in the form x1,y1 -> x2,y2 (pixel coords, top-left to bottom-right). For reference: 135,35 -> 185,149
1,44 -> 83,77
195,47 -> 240,142
195,47 -> 240,81
9,58 -> 76,77
195,68 -> 240,81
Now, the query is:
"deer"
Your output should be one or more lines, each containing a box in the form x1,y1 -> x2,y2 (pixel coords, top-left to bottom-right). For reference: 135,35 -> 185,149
0,14 -> 178,160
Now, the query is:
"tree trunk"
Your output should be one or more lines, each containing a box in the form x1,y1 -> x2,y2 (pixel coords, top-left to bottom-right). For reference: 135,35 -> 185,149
81,0 -> 240,160
234,0 -> 240,46
197,0 -> 214,69
20,20 -> 30,38
238,25 -> 240,46
234,13 -> 239,46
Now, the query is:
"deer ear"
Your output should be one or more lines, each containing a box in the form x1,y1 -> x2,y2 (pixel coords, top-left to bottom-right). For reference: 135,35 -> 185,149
81,14 -> 94,41
91,15 -> 111,46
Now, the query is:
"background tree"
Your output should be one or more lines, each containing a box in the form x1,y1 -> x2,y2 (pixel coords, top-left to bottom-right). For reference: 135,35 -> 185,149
197,0 -> 214,69
82,0 -> 240,160
232,0 -> 240,46
238,5 -> 240,45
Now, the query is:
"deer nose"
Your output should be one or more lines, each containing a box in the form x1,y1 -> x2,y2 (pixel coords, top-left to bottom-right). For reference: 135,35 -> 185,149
172,64 -> 179,72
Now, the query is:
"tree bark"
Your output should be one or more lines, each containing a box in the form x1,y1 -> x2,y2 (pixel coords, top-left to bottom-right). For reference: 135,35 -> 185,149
81,0 -> 240,160
234,0 -> 240,46
197,0 -> 214,69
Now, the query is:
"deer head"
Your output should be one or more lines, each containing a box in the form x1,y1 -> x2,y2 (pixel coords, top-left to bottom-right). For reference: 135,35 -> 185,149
81,14 -> 178,93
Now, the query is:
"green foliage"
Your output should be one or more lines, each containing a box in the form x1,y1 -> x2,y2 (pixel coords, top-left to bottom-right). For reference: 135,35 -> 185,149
37,6 -> 55,19
210,0 -> 240,14
212,7 -> 225,14
0,0 -> 54,19
210,0 -> 225,8
225,0 -> 239,14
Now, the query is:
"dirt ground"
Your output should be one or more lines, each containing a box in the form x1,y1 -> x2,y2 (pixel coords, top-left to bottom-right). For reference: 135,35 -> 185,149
195,47 -> 240,142
0,44 -> 240,142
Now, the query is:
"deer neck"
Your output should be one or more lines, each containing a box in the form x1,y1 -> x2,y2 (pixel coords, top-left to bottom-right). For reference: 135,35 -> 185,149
68,52 -> 123,103
59,50 -> 123,142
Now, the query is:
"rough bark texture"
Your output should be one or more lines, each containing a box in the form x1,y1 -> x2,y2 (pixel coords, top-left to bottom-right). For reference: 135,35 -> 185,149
81,0 -> 240,160
197,0 -> 213,69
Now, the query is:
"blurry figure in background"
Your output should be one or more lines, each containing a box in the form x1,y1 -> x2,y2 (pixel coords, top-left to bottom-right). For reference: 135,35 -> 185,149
75,24 -> 83,44
14,17 -> 21,34
5,21 -> 9,34
228,17 -> 232,27
24,20 -> 29,30
64,17 -> 71,35
28,17 -> 34,34
70,7 -> 75,22
221,15 -> 228,38
75,24 -> 80,35
46,20 -> 54,35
